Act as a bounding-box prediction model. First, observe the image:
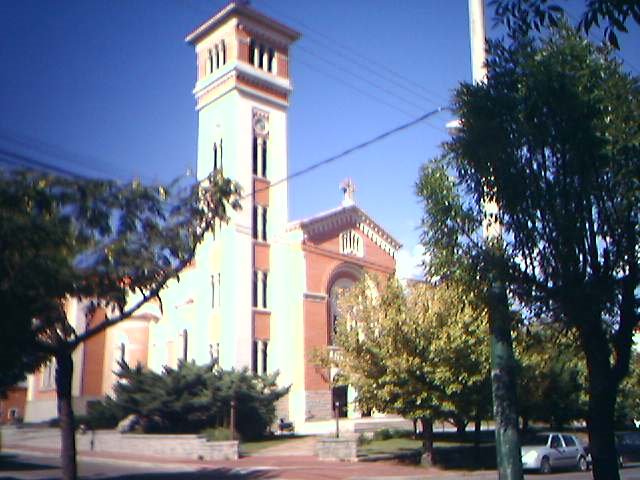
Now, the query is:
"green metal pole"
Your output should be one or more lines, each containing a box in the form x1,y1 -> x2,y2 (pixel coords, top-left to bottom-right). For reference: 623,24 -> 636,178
467,0 -> 523,476
486,246 -> 523,480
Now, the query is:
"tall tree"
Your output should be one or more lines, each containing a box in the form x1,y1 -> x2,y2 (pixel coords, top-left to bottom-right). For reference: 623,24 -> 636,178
615,352 -> 640,429
417,157 -> 523,479
514,325 -> 588,431
322,276 -> 491,465
418,27 -> 639,479
491,0 -> 640,48
0,168 -> 240,480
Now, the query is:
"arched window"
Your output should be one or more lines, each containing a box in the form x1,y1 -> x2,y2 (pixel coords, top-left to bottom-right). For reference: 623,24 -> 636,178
267,48 -> 275,72
41,360 -> 56,389
261,138 -> 268,177
329,277 -> 356,343
261,205 -> 267,241
113,333 -> 129,371
252,270 -> 268,309
211,273 -> 220,308
261,341 -> 268,374
182,329 -> 188,362
220,40 -> 226,65
339,230 -> 364,257
251,340 -> 258,373
207,49 -> 214,74
252,205 -> 267,241
213,140 -> 223,171
249,39 -> 256,65
258,45 -> 265,69
252,205 -> 258,239
215,45 -> 220,69
252,136 -> 258,175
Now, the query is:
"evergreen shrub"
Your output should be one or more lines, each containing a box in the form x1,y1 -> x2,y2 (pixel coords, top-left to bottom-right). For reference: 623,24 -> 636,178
89,361 -> 288,440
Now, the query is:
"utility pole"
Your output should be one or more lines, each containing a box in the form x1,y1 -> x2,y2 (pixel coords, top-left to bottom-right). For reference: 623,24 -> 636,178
230,399 -> 237,441
467,1 -> 523,478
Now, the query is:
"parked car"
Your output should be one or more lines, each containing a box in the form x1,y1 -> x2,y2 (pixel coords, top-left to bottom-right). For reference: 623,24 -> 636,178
521,432 -> 589,473
616,431 -> 640,467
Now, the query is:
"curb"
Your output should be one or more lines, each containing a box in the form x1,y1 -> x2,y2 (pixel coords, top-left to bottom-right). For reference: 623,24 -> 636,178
2,446 -> 200,471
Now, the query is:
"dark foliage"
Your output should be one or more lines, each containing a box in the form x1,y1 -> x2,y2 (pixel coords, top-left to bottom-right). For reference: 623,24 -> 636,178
101,361 -> 289,440
0,168 -> 240,480
419,25 -> 639,479
491,0 -> 640,48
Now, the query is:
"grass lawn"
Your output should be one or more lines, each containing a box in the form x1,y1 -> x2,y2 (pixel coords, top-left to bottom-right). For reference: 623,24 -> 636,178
359,437 -> 422,456
358,433 -> 497,470
240,435 -> 306,455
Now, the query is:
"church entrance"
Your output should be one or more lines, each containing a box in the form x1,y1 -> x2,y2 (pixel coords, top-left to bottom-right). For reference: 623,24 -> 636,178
331,385 -> 348,418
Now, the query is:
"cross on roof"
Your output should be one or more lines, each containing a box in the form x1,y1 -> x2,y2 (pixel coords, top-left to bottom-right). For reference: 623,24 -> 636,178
340,178 -> 356,207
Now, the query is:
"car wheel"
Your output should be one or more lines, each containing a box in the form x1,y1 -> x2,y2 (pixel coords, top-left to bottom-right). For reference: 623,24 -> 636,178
540,456 -> 552,474
578,455 -> 588,472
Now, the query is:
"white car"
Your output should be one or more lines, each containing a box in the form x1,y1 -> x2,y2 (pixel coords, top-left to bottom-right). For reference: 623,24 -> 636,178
521,432 -> 589,473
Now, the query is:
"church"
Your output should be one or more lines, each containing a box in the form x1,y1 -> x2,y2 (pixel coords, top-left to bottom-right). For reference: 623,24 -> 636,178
20,2 -> 400,429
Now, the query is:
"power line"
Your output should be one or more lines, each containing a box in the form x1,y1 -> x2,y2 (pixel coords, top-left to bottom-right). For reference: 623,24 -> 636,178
296,44 -> 435,114
0,130 -> 174,184
1,106 -> 448,200
177,1 -> 449,117
296,58 -> 421,118
252,0 -> 449,107
296,58 -> 446,134
0,130 -> 119,180
0,148 -> 91,179
246,106 -> 448,199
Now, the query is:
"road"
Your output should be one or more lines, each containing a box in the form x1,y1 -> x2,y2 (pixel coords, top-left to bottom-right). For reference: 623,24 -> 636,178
2,451 -> 640,480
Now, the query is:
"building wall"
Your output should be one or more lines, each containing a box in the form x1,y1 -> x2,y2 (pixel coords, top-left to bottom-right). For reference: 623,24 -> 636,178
20,4 -> 401,430
189,6 -> 294,372
23,298 -> 154,422
295,221 -> 396,422
0,386 -> 27,424
25,298 -> 88,422
272,230 -> 306,423
81,309 -> 107,397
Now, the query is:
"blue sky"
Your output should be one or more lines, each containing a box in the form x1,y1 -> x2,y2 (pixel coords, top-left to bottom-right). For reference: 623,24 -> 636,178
1,1 -> 638,278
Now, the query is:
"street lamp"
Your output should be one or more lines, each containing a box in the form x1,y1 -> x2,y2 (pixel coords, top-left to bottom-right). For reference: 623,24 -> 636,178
462,1 -> 523,478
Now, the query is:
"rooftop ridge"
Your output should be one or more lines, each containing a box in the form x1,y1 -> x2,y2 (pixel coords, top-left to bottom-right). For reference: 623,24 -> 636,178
185,1 -> 300,45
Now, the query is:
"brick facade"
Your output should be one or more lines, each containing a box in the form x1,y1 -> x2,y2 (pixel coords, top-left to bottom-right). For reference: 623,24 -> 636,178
0,386 -> 27,424
294,204 -> 399,421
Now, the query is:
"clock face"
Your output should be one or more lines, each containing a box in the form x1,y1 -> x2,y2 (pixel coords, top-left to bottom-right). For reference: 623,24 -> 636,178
254,117 -> 267,134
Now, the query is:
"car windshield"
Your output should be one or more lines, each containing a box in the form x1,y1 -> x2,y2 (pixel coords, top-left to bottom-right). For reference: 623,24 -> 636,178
522,434 -> 550,446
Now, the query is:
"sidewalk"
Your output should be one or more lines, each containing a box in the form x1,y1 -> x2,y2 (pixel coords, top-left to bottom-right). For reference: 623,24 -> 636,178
2,439 -> 497,480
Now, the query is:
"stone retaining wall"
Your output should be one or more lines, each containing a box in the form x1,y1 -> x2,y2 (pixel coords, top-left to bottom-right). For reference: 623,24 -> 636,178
2,427 -> 238,461
316,437 -> 357,461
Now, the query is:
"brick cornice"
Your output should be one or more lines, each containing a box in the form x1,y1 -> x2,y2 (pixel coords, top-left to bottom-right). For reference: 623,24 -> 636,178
302,243 -> 395,276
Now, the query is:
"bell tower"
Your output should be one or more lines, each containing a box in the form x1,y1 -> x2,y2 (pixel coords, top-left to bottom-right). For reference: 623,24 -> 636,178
186,3 -> 299,369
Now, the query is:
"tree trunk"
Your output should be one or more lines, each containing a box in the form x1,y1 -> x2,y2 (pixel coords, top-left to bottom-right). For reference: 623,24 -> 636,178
474,416 -> 482,445
583,336 -> 620,480
55,350 -> 77,480
420,417 -> 435,467
473,415 -> 483,468
486,251 -> 523,480
454,416 -> 468,436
